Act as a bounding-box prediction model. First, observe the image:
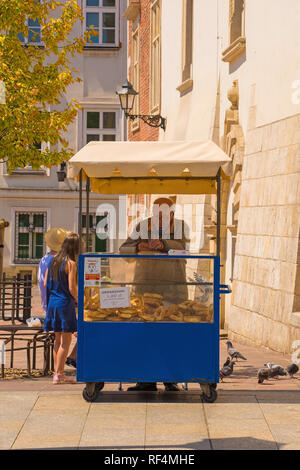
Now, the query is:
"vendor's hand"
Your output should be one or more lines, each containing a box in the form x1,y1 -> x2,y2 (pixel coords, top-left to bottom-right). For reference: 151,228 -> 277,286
149,239 -> 164,250
137,242 -> 151,252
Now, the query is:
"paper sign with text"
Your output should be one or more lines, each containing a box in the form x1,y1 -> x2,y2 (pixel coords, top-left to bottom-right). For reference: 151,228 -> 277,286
100,287 -> 130,309
84,257 -> 101,287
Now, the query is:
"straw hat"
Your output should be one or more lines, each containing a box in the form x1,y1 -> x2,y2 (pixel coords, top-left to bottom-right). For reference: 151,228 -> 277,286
45,228 -> 70,252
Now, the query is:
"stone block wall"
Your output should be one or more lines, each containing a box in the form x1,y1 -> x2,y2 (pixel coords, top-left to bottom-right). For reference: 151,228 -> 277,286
226,113 -> 300,353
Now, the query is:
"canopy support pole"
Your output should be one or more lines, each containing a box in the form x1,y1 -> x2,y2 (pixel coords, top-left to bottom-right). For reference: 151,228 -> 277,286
86,176 -> 90,253
79,169 -> 83,254
216,169 -> 221,258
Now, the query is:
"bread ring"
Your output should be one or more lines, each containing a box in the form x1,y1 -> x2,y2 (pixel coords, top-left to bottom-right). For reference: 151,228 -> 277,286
130,295 -> 143,308
184,315 -> 201,323
143,293 -> 163,300
139,313 -> 154,321
144,299 -> 161,308
119,313 -> 134,319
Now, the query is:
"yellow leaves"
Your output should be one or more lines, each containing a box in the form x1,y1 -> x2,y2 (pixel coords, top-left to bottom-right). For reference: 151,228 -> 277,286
0,0 -> 86,169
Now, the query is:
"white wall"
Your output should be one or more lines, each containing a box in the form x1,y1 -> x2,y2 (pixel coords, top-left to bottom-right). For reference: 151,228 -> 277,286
160,0 -> 300,144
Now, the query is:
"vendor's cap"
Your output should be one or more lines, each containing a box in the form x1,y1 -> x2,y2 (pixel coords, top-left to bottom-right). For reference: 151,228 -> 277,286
45,228 -> 70,252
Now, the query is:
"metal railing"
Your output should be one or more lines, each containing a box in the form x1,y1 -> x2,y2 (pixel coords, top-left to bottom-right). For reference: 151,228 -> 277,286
0,273 -> 32,324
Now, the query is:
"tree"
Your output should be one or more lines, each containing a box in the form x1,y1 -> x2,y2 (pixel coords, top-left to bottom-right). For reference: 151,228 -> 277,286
0,0 -> 93,171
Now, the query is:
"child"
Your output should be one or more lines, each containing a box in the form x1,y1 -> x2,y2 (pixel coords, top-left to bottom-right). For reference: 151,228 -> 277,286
44,233 -> 79,384
38,228 -> 70,313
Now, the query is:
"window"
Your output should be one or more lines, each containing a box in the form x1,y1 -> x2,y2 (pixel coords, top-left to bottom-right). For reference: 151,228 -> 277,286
85,110 -> 118,143
229,0 -> 245,44
222,0 -> 246,63
15,212 -> 47,263
81,213 -> 108,253
177,0 -> 193,94
150,0 -> 161,113
84,0 -> 119,47
131,26 -> 140,130
18,16 -> 42,45
10,141 -> 49,174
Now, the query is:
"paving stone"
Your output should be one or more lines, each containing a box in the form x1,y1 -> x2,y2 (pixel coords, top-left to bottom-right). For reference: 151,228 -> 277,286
207,418 -> 277,450
79,402 -> 146,449
269,424 -> 300,449
12,394 -> 89,449
0,392 -> 38,449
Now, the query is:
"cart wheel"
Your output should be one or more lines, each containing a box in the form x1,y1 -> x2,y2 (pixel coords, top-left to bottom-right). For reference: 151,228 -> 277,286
95,382 -> 104,392
200,383 -> 218,403
82,382 -> 99,402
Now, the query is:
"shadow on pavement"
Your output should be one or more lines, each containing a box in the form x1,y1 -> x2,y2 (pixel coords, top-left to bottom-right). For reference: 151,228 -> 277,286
23,435 -> 281,450
87,388 -> 300,404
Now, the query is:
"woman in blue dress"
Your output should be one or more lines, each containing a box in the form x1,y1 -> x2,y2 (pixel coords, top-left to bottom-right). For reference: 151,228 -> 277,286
44,233 -> 79,384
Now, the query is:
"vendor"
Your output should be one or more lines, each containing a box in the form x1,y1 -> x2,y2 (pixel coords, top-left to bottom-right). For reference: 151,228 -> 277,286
120,197 -> 189,304
120,197 -> 190,392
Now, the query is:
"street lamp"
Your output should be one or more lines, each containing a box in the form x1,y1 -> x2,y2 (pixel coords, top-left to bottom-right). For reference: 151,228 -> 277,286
116,80 -> 166,131
56,161 -> 67,182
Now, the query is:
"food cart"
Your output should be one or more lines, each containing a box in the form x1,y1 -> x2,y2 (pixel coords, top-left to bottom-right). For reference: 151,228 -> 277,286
68,140 -> 232,403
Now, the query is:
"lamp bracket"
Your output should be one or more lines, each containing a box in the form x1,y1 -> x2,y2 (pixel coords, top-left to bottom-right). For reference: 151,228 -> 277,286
126,112 -> 166,131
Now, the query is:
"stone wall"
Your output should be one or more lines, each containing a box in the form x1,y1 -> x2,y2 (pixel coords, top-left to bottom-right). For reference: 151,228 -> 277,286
226,113 -> 300,353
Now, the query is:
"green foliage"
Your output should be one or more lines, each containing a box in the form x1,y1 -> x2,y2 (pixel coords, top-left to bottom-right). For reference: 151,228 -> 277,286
0,0 -> 93,171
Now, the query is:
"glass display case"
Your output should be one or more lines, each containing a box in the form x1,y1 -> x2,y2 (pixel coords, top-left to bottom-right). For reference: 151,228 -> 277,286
82,255 -> 214,323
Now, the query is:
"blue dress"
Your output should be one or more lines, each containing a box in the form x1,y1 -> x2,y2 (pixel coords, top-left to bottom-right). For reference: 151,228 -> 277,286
44,261 -> 77,333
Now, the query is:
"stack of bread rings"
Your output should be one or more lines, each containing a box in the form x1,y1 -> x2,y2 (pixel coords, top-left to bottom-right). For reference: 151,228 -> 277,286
83,288 -> 213,323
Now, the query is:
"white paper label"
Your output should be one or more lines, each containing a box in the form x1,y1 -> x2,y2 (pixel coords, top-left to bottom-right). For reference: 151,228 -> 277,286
100,287 -> 130,309
168,249 -> 189,256
84,257 -> 101,287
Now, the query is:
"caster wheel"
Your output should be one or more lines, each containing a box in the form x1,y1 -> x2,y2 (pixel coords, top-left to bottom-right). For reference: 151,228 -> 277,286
82,382 -> 99,402
200,383 -> 218,403
95,382 -> 104,392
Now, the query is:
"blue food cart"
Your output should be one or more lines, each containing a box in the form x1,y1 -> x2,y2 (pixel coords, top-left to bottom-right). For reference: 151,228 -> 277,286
68,140 -> 231,403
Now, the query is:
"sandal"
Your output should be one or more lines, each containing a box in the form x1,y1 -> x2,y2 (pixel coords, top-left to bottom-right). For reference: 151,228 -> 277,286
53,373 -> 64,385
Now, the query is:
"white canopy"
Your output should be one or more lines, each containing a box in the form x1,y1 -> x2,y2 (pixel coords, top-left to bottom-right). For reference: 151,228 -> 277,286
68,140 -> 231,179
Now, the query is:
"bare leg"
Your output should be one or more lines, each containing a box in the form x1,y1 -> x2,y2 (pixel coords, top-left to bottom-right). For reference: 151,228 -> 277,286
53,333 -> 62,373
56,333 -> 72,376
68,341 -> 77,361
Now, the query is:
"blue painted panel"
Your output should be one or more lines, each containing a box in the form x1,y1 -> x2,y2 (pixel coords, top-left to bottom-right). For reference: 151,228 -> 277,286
77,322 -> 218,383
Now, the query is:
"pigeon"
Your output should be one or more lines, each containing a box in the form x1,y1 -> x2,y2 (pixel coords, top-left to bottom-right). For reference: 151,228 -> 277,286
223,357 -> 231,368
286,363 -> 299,378
268,365 -> 287,378
264,363 -> 283,370
258,366 -> 287,384
219,361 -> 235,382
264,363 -> 287,379
258,368 -> 270,384
226,341 -> 247,361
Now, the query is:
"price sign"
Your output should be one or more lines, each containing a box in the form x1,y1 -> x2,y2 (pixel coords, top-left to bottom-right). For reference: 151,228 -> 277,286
100,287 -> 130,309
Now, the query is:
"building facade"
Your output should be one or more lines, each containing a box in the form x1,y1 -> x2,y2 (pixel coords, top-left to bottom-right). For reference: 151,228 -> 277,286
0,0 -> 128,281
126,0 -> 300,353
